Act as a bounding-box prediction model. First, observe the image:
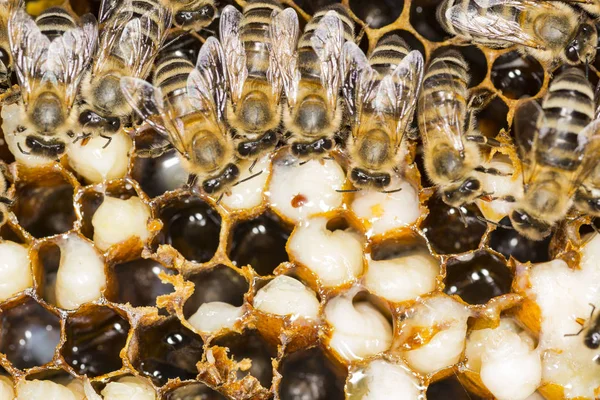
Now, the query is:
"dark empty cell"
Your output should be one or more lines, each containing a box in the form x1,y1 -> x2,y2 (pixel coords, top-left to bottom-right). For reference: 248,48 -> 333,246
476,97 -> 509,138
0,297 -> 61,370
113,259 -> 174,307
62,306 -> 130,377
350,0 -> 402,29
133,318 -> 204,386
229,213 -> 290,275
444,251 -> 513,305
183,265 -> 248,318
371,235 -> 430,260
383,30 -> 426,62
37,243 -> 61,306
158,196 -> 221,263
422,195 -> 487,254
489,217 -> 551,263
427,376 -> 484,400
294,0 -> 341,16
132,148 -> 188,198
166,383 -> 227,400
491,51 -> 544,99
213,331 -> 275,388
13,178 -> 76,238
410,0 -> 450,42
79,191 -> 103,240
279,347 -> 345,400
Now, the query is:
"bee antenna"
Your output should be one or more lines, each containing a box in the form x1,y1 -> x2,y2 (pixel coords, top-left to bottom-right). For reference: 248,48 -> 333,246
381,187 -> 402,194
99,134 -> 112,149
16,142 -> 30,155
336,188 -> 361,193
476,215 -> 514,230
233,170 -> 263,187
248,159 -> 258,173
216,193 -> 224,205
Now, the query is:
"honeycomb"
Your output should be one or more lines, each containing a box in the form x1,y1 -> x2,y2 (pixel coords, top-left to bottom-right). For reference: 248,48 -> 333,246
0,0 -> 597,399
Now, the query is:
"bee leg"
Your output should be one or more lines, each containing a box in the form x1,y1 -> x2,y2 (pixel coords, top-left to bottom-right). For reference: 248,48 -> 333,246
466,135 -> 502,148
0,197 -> 12,206
564,326 -> 586,337
336,188 -> 361,193
381,187 -> 402,194
100,134 -> 112,149
186,174 -> 198,190
233,171 -> 263,187
474,166 -> 512,176
299,160 -> 309,166
72,133 -> 91,144
249,159 -> 257,174
216,193 -> 224,205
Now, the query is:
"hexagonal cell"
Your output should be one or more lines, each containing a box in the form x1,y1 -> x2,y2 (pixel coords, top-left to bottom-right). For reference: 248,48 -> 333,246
294,0 -> 341,16
410,0 -> 450,42
165,382 -> 227,400
229,213 -> 291,276
36,242 -> 61,305
131,145 -> 187,199
212,331 -> 276,388
112,258 -> 175,307
476,97 -> 509,138
132,317 -> 204,386
13,172 -> 76,238
427,376 -> 484,400
278,347 -> 345,400
444,250 -> 513,305
157,195 -> 222,263
488,217 -> 551,263
350,0 -> 402,29
422,195 -> 487,255
491,51 -> 544,100
183,265 -> 248,333
433,45 -> 488,87
0,297 -> 61,370
62,306 -> 130,377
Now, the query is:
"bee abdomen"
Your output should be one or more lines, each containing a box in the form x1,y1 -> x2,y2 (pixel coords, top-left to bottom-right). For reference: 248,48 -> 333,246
370,35 -> 410,76
154,56 -> 194,99
241,0 -> 283,78
36,7 -> 76,40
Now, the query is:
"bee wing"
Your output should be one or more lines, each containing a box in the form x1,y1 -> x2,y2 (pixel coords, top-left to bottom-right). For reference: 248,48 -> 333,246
187,37 -> 228,122
119,5 -> 172,78
268,7 -> 300,105
513,99 -> 546,185
219,5 -> 247,104
94,7 -> 134,75
98,0 -> 124,23
374,50 -> 424,148
8,9 -> 50,105
120,76 -> 188,156
447,3 -> 546,50
311,10 -> 345,109
46,14 -> 98,108
341,41 -> 374,127
474,0 -> 587,7
418,61 -> 467,153
574,123 -> 600,193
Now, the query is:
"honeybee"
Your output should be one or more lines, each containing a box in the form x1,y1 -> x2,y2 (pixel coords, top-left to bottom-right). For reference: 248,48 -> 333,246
342,35 -> 424,190
511,68 -> 600,240
121,37 -> 240,195
273,5 -> 355,158
76,0 -> 172,145
0,0 -> 22,90
160,0 -> 216,32
219,1 -> 299,160
0,165 -> 10,228
418,50 -> 500,207
439,0 -> 597,67
7,8 -> 98,158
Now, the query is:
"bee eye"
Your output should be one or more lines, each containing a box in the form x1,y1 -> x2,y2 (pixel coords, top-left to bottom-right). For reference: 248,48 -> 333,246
106,117 -> 121,132
200,5 -> 215,18
460,179 -> 480,193
512,211 -> 529,225
566,45 -> 580,62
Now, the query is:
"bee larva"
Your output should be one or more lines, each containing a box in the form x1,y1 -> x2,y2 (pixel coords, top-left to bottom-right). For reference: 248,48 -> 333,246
418,50 -> 501,208
439,0 -> 597,67
275,5 -> 355,159
342,35 -> 424,191
219,0 -> 298,161
512,68 -> 600,240
7,7 -> 98,159
160,0 -> 216,32
121,37 -> 241,196
0,0 -> 22,90
76,0 -> 172,146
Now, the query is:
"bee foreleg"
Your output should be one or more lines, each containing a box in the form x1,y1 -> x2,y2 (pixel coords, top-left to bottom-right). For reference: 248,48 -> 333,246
466,135 -> 502,148
100,134 -> 112,149
474,165 -> 511,176
186,174 -> 198,189
249,159 -> 257,173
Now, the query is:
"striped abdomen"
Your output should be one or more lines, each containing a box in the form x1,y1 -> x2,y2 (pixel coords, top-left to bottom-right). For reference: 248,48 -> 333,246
419,50 -> 469,142
153,56 -> 195,117
538,68 -> 594,171
298,4 -> 354,82
240,0 -> 283,78
36,7 -> 76,40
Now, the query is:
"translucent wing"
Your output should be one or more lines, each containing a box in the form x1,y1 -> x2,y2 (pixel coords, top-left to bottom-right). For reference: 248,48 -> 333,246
341,41 -> 374,126
46,14 -> 98,108
447,3 -> 546,49
418,61 -> 467,153
8,10 -> 49,105
374,50 -> 424,148
93,7 -> 133,75
219,5 -> 247,104
120,77 -> 187,156
474,0 -> 587,7
311,10 -> 345,108
187,37 -> 228,122
98,0 -> 121,23
268,7 -> 300,105
571,121 -> 600,194
513,99 -> 545,185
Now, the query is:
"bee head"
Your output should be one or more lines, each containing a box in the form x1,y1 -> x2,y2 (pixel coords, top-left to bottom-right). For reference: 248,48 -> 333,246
441,178 -> 482,207
565,23 -> 597,65
509,208 -> 551,241
174,4 -> 216,32
290,137 -> 333,158
201,163 -> 239,194
574,189 -> 600,217
78,110 -> 121,134
350,168 -> 391,189
24,136 -> 66,158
